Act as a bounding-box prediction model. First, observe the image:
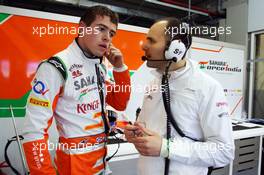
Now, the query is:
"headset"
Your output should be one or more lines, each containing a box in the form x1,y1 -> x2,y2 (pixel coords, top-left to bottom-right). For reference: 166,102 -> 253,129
164,22 -> 191,62
142,22 -> 191,63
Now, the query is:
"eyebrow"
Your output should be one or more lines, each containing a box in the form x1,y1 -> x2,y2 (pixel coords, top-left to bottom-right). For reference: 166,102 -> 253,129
97,23 -> 116,35
146,36 -> 155,42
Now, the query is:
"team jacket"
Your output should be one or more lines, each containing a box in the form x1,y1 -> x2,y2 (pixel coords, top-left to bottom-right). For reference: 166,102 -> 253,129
22,40 -> 131,174
137,59 -> 234,175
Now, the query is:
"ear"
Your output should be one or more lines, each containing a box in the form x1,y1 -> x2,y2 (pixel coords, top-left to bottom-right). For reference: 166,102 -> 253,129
79,21 -> 86,27
164,40 -> 186,61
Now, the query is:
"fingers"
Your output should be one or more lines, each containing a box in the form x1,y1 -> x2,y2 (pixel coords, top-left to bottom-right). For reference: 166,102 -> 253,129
124,125 -> 149,143
128,137 -> 147,144
124,124 -> 138,131
134,129 -> 145,137
133,139 -> 153,156
140,127 -> 155,136
104,43 -> 124,68
105,43 -> 123,67
134,122 -> 154,136
109,49 -> 122,60
106,44 -> 120,58
124,125 -> 138,142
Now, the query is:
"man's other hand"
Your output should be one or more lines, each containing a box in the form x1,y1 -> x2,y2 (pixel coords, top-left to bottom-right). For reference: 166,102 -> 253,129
124,123 -> 162,157
105,43 -> 124,68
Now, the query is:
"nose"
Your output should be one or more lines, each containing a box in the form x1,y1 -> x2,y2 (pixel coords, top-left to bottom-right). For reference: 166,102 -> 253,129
141,41 -> 148,51
103,32 -> 111,42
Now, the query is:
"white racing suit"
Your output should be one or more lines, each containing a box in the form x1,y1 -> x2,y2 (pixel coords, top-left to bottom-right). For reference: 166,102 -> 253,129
137,59 -> 234,175
22,40 -> 131,175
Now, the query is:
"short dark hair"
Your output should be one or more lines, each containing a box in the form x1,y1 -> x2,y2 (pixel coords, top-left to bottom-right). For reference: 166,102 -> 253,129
156,17 -> 192,50
80,5 -> 119,26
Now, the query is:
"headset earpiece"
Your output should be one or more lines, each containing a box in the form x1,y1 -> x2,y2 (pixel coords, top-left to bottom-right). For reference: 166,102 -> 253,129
164,39 -> 187,62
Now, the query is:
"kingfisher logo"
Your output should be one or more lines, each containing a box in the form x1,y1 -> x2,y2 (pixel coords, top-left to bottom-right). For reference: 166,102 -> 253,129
198,60 -> 241,72
77,99 -> 99,114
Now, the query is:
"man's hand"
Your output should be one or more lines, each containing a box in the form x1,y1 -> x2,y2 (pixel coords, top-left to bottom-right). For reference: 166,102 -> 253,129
105,43 -> 124,68
124,124 -> 141,142
124,123 -> 162,157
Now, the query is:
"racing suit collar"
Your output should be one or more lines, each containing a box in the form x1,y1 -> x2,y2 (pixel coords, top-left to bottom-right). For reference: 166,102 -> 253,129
72,38 -> 102,63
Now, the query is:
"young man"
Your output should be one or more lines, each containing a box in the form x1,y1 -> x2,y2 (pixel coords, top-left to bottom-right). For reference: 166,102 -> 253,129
23,6 -> 131,175
124,18 -> 234,175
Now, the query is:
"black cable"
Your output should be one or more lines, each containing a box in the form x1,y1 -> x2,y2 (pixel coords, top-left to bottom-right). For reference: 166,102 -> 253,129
95,64 -> 110,172
162,61 -> 172,175
4,135 -> 24,175
95,64 -> 110,134
162,61 -> 200,175
106,135 -> 121,162
162,73 -> 186,138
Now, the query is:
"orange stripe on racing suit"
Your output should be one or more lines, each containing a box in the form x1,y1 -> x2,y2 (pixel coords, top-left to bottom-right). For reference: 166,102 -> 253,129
55,133 -> 107,175
93,112 -> 102,119
84,121 -> 104,130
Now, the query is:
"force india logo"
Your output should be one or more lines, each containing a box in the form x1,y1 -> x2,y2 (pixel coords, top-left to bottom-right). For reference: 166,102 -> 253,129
77,99 -> 99,114
198,60 -> 241,72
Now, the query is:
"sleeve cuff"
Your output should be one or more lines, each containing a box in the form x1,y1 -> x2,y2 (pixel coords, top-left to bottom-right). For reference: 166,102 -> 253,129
113,64 -> 128,72
160,138 -> 169,158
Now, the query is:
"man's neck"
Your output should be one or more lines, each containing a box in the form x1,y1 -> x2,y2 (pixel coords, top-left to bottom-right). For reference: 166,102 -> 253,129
158,59 -> 186,72
76,37 -> 93,57
169,59 -> 186,71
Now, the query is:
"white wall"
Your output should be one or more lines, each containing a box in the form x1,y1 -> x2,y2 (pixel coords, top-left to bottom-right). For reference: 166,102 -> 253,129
219,0 -> 248,46
248,0 -> 264,32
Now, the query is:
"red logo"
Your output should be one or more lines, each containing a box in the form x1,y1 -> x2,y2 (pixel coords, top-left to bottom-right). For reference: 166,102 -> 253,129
69,64 -> 83,78
72,70 -> 83,78
77,100 -> 100,114
216,102 -> 228,107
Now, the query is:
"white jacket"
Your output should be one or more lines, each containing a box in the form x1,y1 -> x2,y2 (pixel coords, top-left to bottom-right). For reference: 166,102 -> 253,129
137,59 -> 235,175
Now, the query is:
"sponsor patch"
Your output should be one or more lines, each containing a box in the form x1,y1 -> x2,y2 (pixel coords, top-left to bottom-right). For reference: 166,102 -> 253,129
79,139 -> 89,145
32,79 -> 49,95
96,136 -> 106,143
78,87 -> 97,100
77,99 -> 99,114
74,76 -> 95,90
71,70 -> 83,78
69,64 -> 83,78
216,102 -> 228,107
48,59 -> 65,71
199,60 -> 241,73
29,97 -> 50,108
